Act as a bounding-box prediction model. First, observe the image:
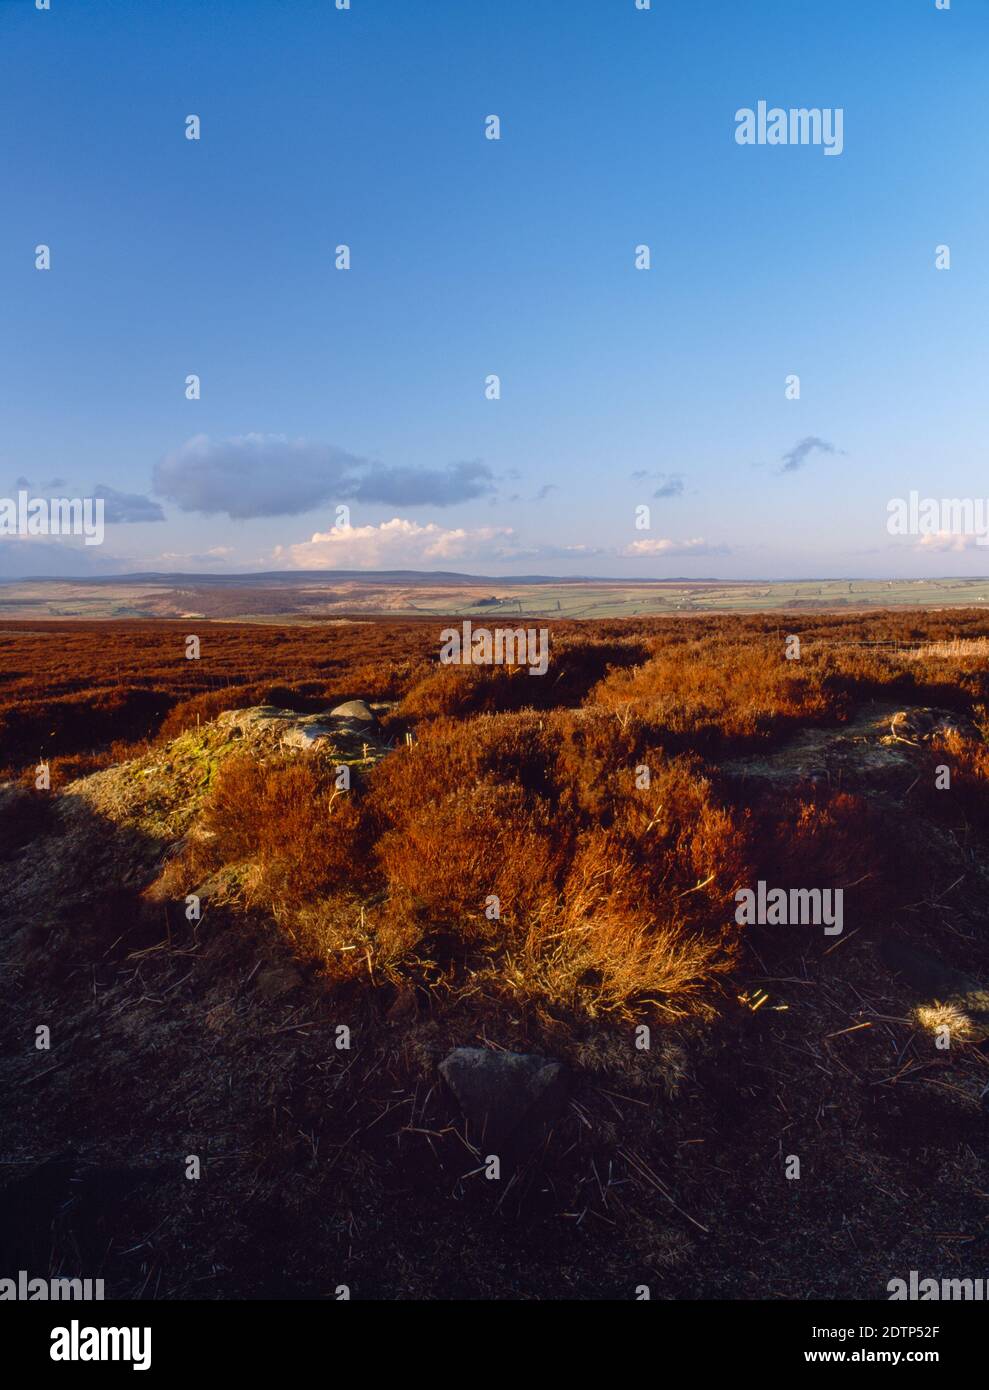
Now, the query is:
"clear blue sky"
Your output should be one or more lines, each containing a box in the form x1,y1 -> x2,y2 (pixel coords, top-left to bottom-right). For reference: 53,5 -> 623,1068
2,0 -> 988,578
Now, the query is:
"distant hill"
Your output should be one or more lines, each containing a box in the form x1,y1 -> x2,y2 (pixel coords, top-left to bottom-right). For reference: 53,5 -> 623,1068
1,573 -> 987,621
0,569 -> 725,587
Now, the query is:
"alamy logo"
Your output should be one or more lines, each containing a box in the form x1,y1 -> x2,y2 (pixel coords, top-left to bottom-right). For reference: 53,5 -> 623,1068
735,882 -> 843,936
0,1270 -> 104,1300
439,621 -> 549,676
50,1320 -> 151,1371
887,491 -> 989,547
735,101 -> 844,156
0,490 -> 104,545
888,1271 -> 988,1300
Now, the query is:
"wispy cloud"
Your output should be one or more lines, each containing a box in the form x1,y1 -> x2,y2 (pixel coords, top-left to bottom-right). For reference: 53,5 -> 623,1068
779,436 -> 841,474
155,546 -> 235,566
630,470 -> 686,498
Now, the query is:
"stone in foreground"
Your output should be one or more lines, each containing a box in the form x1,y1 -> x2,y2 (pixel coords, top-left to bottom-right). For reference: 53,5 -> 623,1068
439,1047 -> 570,1158
329,700 -> 377,724
280,722 -> 336,751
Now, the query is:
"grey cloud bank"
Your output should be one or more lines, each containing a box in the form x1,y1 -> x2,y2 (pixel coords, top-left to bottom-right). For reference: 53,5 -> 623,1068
152,434 -> 496,519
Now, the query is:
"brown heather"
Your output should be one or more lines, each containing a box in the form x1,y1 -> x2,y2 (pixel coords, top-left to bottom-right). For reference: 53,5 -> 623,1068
196,755 -> 372,905
3,610 -> 989,1023
6,609 -> 989,1301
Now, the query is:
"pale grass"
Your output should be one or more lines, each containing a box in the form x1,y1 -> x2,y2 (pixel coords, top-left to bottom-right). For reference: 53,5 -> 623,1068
904,638 -> 989,661
913,1001 -> 976,1042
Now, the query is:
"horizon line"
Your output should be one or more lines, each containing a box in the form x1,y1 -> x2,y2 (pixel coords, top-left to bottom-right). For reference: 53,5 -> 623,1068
2,570 -> 989,587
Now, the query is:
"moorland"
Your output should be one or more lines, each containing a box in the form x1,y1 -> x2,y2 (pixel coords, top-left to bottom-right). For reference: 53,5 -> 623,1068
1,606 -> 988,1298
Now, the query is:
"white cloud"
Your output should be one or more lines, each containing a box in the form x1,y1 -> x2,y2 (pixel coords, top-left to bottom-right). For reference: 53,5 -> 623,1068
156,546 -> 236,566
915,531 -> 982,553
277,523 -> 723,571
619,537 -> 726,558
275,517 -> 518,570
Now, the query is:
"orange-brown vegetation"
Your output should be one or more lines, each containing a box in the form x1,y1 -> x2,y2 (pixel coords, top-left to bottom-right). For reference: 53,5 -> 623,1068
3,608 -> 988,771
2,608 -> 957,1021
193,755 -> 372,904
4,610 -> 989,1298
3,612 -> 989,1014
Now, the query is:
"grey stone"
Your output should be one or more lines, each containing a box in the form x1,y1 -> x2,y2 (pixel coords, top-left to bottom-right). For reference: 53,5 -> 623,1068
439,1047 -> 570,1157
280,723 -> 335,751
880,939 -> 989,1028
330,700 -> 376,724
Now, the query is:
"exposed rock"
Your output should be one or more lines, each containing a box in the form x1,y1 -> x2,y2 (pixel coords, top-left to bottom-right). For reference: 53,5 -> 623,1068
43,704 -> 393,861
883,711 -> 977,745
215,704 -> 385,760
880,939 -> 989,1031
721,704 -> 914,787
723,702 -> 983,791
439,1047 -> 570,1158
329,699 -> 377,725
280,723 -> 336,752
887,708 -> 978,745
217,706 -> 333,744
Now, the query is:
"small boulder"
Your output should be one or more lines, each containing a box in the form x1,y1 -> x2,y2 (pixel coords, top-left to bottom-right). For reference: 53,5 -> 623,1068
330,700 -> 376,725
439,1047 -> 570,1157
880,939 -> 989,1030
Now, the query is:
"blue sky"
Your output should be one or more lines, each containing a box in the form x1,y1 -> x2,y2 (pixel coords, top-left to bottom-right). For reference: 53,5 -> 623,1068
2,0 -> 988,578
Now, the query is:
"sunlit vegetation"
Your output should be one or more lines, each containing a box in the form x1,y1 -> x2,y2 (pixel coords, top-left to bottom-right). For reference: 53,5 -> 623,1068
4,610 -> 981,1022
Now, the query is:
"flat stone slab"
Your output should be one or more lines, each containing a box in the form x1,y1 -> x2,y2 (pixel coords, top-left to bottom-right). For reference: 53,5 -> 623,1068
280,723 -> 336,751
721,703 -> 930,788
214,705 -> 386,760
